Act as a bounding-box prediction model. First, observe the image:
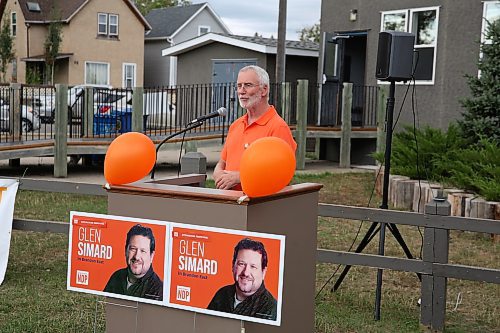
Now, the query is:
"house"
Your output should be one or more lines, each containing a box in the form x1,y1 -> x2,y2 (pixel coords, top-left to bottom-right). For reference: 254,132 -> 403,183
0,0 -> 151,87
144,2 -> 231,87
319,0 -> 500,129
161,33 -> 319,85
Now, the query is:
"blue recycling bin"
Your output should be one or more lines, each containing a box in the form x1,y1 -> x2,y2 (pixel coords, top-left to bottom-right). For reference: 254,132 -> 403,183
93,114 -> 117,135
114,110 -> 132,133
93,111 -> 132,135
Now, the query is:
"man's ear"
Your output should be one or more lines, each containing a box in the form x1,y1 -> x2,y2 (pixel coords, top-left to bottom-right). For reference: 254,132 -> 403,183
262,267 -> 267,279
151,251 -> 155,261
261,84 -> 269,98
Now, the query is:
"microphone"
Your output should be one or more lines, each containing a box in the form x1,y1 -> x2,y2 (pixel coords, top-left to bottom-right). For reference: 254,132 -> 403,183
189,107 -> 227,125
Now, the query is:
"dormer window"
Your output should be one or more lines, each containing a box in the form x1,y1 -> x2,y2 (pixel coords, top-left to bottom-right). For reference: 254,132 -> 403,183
98,13 -> 119,38
26,2 -> 41,12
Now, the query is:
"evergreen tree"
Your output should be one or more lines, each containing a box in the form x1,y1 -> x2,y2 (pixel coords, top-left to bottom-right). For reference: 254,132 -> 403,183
459,19 -> 500,145
0,14 -> 14,83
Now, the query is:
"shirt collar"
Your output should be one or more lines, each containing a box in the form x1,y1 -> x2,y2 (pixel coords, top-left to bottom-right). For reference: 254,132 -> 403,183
243,106 -> 277,127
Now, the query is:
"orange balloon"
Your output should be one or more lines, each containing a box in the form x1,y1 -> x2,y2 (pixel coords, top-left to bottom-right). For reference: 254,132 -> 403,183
240,137 -> 296,198
104,132 -> 156,185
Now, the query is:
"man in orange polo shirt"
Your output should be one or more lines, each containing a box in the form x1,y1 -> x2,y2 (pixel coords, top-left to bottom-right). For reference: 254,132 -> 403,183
213,65 -> 296,190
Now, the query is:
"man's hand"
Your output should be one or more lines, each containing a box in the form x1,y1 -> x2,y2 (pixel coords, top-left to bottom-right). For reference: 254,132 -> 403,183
215,170 -> 240,190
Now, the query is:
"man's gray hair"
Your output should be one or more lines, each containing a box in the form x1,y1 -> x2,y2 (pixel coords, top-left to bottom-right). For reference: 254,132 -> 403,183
240,65 -> 270,87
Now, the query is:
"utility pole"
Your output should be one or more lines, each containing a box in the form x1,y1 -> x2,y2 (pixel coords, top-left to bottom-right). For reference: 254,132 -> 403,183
275,0 -> 287,83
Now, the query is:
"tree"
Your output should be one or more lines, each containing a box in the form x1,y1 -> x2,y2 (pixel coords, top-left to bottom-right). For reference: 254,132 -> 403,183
298,23 -> 320,43
459,19 -> 500,145
134,0 -> 191,16
0,14 -> 14,83
44,20 -> 62,84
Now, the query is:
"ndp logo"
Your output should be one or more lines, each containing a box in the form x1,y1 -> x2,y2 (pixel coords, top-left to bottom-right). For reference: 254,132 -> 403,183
76,270 -> 89,285
176,286 -> 191,302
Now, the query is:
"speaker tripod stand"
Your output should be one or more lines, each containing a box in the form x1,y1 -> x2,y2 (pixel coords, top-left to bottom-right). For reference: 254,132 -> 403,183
332,79 -> 421,320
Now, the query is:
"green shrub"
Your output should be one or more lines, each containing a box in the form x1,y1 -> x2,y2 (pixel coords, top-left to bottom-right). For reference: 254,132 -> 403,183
373,124 -> 466,181
375,126 -> 500,201
438,139 -> 500,201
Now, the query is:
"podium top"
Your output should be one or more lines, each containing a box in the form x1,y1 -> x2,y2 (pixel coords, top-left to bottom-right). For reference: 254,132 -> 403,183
105,174 -> 322,206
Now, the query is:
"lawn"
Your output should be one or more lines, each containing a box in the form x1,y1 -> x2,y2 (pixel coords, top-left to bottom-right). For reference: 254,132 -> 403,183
2,172 -> 499,332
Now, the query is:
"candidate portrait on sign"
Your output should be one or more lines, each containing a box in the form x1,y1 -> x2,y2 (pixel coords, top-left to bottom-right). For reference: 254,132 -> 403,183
104,224 -> 163,301
207,238 -> 277,320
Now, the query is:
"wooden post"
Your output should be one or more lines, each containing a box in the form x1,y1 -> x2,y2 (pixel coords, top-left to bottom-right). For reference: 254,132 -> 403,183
421,192 -> 451,332
132,87 -> 144,132
83,87 -> 94,137
280,82 -> 291,122
377,85 -> 388,156
54,84 -> 68,178
10,83 -> 21,141
295,80 -> 308,170
339,82 -> 352,168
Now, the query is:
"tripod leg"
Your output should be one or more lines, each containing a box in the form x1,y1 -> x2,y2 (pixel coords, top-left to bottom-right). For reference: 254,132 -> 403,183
332,222 -> 380,292
387,223 -> 422,281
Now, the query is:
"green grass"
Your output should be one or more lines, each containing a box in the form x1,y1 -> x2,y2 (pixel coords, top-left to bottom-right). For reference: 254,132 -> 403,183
2,172 -> 499,332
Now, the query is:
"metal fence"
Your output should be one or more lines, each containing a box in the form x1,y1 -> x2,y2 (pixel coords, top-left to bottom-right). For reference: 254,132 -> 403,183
0,82 -> 378,145
320,83 -> 379,127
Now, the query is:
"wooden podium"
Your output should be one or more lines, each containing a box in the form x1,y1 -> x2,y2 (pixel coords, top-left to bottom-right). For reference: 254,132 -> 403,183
104,175 -> 321,333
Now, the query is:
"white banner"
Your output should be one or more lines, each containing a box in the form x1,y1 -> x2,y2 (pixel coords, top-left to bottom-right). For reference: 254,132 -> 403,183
0,179 -> 19,285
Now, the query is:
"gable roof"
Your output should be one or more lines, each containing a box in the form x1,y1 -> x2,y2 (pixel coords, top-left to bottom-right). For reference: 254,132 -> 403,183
145,2 -> 230,40
0,0 -> 151,30
162,33 -> 319,57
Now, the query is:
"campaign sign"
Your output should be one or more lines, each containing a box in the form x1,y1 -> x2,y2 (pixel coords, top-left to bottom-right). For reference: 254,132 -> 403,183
167,224 -> 285,326
67,212 -> 167,305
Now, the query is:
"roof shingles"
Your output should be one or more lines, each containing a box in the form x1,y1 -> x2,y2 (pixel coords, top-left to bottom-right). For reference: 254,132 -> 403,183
145,3 -> 205,38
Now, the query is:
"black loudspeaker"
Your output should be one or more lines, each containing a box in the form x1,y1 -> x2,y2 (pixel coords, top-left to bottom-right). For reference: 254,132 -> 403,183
375,31 -> 415,81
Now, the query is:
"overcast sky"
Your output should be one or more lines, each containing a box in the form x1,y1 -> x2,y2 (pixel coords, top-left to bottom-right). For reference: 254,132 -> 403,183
192,0 -> 322,40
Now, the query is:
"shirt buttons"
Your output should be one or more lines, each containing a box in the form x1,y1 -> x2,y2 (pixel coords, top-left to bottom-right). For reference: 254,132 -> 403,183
244,143 -> 249,149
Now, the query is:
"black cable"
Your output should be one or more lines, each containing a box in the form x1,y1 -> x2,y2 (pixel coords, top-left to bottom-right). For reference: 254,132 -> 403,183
177,131 -> 187,177
315,164 -> 383,299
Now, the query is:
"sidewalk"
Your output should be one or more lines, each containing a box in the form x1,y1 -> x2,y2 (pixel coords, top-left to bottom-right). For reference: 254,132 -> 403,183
0,146 -> 374,184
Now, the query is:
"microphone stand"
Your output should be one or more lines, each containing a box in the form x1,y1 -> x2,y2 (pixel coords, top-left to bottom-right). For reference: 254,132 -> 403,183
150,120 -> 204,179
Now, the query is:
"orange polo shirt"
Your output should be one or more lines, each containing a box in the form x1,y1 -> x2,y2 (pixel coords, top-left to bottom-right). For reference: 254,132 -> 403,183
221,105 -> 297,172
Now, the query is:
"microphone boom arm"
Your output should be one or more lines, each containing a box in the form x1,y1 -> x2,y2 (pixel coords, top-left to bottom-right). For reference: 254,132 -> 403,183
150,120 -> 205,179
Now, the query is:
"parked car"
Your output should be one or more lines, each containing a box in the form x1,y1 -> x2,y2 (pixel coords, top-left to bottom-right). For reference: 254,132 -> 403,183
23,95 -> 55,124
94,90 -> 176,128
0,98 -> 41,132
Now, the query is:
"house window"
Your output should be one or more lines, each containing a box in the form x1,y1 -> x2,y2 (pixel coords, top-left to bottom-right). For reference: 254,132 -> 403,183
85,62 -> 110,86
198,25 -> 210,36
122,63 -> 136,88
381,6 -> 439,83
482,1 -> 500,43
381,10 -> 407,32
109,14 -> 118,36
11,12 -> 16,37
98,13 -> 119,38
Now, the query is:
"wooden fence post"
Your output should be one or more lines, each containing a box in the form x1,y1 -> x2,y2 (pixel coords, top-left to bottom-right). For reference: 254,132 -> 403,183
83,87 -> 94,137
54,84 -> 68,178
8,83 -> 21,166
421,191 -> 451,332
132,87 -> 144,132
296,79 -> 308,170
340,82 -> 352,168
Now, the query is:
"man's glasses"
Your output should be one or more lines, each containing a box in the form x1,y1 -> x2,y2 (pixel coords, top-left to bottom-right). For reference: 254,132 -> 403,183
235,82 -> 260,91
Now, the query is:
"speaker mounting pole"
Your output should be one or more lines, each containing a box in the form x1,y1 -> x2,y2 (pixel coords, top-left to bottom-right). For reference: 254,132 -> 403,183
332,31 -> 418,321
374,79 -> 395,320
